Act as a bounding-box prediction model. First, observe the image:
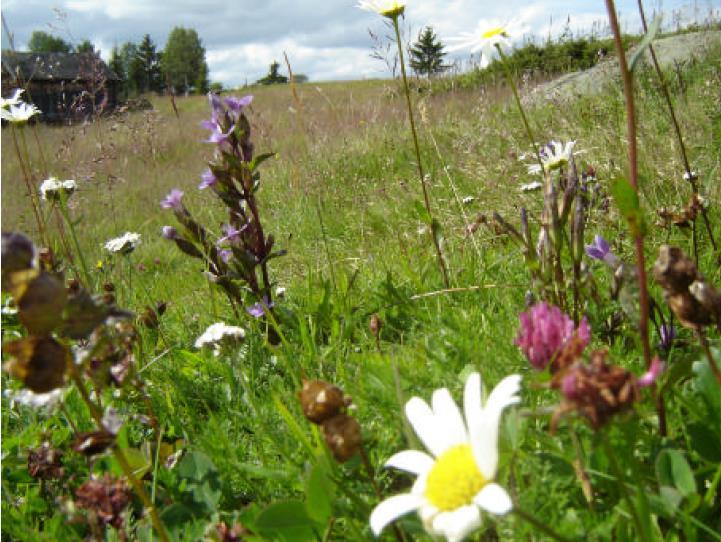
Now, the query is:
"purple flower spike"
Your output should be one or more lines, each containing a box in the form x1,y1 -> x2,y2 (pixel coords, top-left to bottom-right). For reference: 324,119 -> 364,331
201,119 -> 234,146
160,189 -> 184,211
638,357 -> 665,388
585,235 -> 619,268
246,296 -> 274,318
515,302 -> 591,370
162,226 -> 178,240
199,169 -> 218,190
659,324 -> 676,351
224,95 -> 253,118
208,92 -> 224,121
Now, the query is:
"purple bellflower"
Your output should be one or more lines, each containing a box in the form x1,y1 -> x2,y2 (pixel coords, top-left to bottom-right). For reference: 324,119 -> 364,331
160,189 -> 184,211
224,95 -> 253,119
515,302 -> 591,370
585,235 -> 619,268
218,223 -> 247,245
199,169 -> 218,190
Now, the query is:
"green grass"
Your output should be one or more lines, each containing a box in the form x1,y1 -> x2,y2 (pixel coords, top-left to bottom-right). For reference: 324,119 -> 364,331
2,30 -> 721,541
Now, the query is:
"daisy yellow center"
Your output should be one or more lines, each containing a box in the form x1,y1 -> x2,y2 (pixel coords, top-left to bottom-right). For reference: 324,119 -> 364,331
380,3 -> 405,17
424,444 -> 487,511
482,27 -> 505,39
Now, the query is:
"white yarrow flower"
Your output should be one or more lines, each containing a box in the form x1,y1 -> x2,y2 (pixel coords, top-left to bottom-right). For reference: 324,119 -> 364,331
527,140 -> 577,175
356,0 -> 406,18
462,196 -> 476,205
1,88 -> 25,109
104,232 -> 141,255
520,181 -> 543,192
0,101 -> 41,123
370,372 -> 521,542
195,322 -> 246,356
39,177 -> 77,201
446,20 -> 527,68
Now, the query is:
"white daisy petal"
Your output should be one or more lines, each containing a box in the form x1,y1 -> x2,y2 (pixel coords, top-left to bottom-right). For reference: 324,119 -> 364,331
463,372 -> 482,437
385,450 -> 435,476
432,505 -> 481,542
432,388 -> 468,449
474,483 -> 513,515
405,397 -> 449,457
369,493 -> 424,536
471,374 -> 522,479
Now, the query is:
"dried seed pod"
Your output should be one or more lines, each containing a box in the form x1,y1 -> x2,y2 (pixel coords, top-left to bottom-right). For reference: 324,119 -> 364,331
28,442 -> 64,480
72,430 -> 116,456
14,271 -> 67,334
653,245 -> 700,295
321,413 -> 362,463
1,232 -> 35,291
60,289 -> 112,339
299,380 -> 347,424
369,314 -> 382,338
75,474 -> 131,529
3,336 -> 69,393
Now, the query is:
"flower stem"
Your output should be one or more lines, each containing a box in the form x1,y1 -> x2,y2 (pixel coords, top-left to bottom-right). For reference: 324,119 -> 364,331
697,330 -> 721,389
391,15 -> 450,288
359,445 -> 406,542
513,506 -> 574,542
10,125 -> 48,246
636,0 -> 717,255
604,0 -> 653,372
57,197 -> 93,288
67,364 -> 170,542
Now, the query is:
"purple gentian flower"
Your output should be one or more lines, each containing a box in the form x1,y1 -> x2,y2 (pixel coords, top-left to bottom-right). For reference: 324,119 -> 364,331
585,235 -> 619,268
515,302 -> 591,371
219,249 -> 232,263
218,223 -> 246,244
198,169 -> 218,190
208,92 -> 224,121
224,95 -> 253,119
246,296 -> 274,318
638,357 -> 665,388
162,226 -> 178,240
160,189 -> 184,211
201,119 -> 234,146
659,324 -> 676,351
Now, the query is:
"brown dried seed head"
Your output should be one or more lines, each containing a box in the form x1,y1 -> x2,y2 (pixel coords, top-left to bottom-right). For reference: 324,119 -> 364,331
653,245 -> 701,295
369,314 -> 382,337
28,442 -> 64,480
3,336 -> 69,393
14,272 -> 67,335
321,413 -> 362,463
1,232 -> 36,291
72,430 -> 116,457
299,380 -> 346,424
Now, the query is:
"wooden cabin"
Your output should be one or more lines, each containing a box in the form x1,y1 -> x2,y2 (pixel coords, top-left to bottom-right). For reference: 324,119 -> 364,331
1,51 -> 120,122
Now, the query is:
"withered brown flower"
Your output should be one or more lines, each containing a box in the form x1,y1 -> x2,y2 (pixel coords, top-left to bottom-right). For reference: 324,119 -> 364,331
28,442 -> 64,480
298,379 -> 349,424
321,413 -> 362,463
3,336 -> 70,393
75,474 -> 131,529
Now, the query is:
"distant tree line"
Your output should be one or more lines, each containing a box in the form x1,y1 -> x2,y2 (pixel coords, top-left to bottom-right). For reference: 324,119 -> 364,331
26,28 -> 211,98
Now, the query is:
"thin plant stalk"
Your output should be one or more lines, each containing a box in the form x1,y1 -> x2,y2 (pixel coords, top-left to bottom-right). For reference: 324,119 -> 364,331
57,196 -> 93,288
604,0 -> 653,370
359,445 -> 406,542
513,506 -> 574,542
9,125 -> 48,246
636,0 -> 716,254
67,363 -> 170,542
390,14 -> 450,288
697,330 -> 721,388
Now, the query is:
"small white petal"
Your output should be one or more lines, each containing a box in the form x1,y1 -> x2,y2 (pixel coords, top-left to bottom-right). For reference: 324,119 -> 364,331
405,397 -> 450,457
474,483 -> 513,515
370,493 -> 424,536
431,388 -> 468,449
432,505 -> 481,542
463,372 -> 482,438
385,450 -> 434,476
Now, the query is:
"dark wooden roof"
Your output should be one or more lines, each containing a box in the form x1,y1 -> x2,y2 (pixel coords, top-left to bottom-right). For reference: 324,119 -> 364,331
1,51 -> 120,83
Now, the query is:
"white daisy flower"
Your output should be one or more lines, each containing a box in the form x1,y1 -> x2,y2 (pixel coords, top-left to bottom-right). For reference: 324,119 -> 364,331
356,0 -> 406,18
462,196 -> 476,205
446,20 -> 527,68
1,88 -> 25,109
39,177 -> 77,201
370,372 -> 521,542
0,101 -> 41,123
195,322 -> 246,356
520,181 -> 543,192
104,232 -> 141,255
527,140 -> 576,175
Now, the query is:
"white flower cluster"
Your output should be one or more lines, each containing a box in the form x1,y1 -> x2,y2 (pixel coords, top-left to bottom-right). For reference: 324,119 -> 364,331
195,322 -> 246,356
104,232 -> 141,255
3,388 -> 65,410
39,177 -> 77,201
0,88 -> 41,123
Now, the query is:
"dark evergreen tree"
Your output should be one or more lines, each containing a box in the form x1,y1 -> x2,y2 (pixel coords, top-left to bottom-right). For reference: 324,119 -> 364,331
75,39 -> 95,54
256,61 -> 288,85
409,26 -> 449,78
137,34 -> 162,93
27,31 -> 72,53
161,27 -> 208,95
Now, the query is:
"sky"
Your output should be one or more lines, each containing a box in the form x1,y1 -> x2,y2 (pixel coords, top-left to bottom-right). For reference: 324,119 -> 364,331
1,0 -> 719,87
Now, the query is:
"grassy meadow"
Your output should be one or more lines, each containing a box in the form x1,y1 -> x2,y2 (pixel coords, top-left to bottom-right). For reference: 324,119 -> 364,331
2,25 -> 721,542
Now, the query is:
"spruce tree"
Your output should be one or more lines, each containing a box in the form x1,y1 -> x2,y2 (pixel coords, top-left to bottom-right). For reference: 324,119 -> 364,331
409,26 -> 449,78
137,34 -> 162,93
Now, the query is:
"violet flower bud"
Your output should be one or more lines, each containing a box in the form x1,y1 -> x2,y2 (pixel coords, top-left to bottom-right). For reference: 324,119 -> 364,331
162,226 -> 178,240
658,324 -> 676,351
198,169 -> 217,190
585,235 -> 619,268
160,189 -> 184,211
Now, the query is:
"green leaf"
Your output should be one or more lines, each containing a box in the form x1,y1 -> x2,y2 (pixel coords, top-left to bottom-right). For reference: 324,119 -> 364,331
176,451 -> 222,514
254,500 -> 318,542
655,449 -> 697,498
305,461 -> 333,524
628,15 -> 662,72
693,358 -> 721,421
611,178 -> 646,237
687,422 -> 721,463
413,200 -> 432,225
250,152 -> 277,171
